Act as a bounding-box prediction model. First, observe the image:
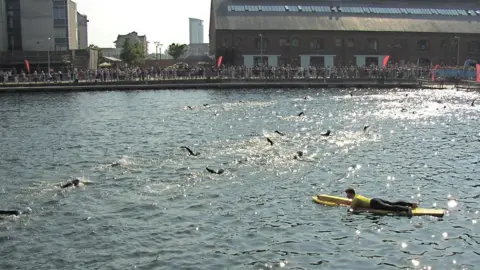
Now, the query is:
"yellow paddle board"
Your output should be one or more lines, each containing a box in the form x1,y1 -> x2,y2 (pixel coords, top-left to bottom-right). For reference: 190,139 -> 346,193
312,194 -> 445,218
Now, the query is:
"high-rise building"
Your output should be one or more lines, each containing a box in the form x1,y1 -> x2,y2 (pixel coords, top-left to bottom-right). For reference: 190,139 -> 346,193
0,0 -> 8,52
77,12 -> 88,49
0,0 -> 80,52
189,18 -> 204,44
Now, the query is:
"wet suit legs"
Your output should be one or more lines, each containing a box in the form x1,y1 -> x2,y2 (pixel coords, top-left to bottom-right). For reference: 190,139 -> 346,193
370,198 -> 413,212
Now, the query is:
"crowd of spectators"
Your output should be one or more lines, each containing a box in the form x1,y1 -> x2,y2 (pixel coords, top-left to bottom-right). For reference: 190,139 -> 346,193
0,63 -> 477,84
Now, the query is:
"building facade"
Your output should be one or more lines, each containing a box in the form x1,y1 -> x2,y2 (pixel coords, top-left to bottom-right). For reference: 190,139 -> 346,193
0,0 -> 80,52
77,12 -> 88,49
114,31 -> 148,55
189,18 -> 204,44
210,0 -> 480,68
0,0 -> 8,52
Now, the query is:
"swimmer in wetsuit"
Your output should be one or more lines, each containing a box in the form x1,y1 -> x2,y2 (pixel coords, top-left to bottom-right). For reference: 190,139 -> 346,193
345,188 -> 417,217
61,179 -> 81,188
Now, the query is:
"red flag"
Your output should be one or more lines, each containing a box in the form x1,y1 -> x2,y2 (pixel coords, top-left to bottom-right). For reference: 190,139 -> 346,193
382,55 -> 390,68
431,64 -> 440,81
24,59 -> 30,73
217,56 -> 223,68
476,64 -> 480,82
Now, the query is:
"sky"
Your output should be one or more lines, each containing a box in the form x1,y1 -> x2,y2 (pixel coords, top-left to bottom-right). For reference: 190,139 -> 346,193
75,0 -> 211,53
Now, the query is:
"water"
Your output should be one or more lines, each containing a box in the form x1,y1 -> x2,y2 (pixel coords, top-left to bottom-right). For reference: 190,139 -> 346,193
0,88 -> 479,270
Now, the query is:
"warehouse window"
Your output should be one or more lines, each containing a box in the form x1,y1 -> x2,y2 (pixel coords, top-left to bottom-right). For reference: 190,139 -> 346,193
417,40 -> 429,51
291,38 -> 300,47
468,41 -> 480,53
347,38 -> 355,47
310,38 -> 324,51
366,38 -> 378,51
255,37 -> 268,51
440,40 -> 447,49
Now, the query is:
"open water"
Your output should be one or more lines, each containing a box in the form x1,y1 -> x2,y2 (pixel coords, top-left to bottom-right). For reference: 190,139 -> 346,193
0,88 -> 479,270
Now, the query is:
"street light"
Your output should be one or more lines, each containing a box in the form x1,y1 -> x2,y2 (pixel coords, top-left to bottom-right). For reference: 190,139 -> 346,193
259,34 -> 263,66
454,36 -> 460,66
154,41 -> 163,60
47,37 -> 51,74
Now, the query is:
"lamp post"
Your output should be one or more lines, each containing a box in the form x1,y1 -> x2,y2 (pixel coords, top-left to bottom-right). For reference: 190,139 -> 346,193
154,41 -> 159,60
47,37 -> 51,74
154,41 -> 163,60
259,34 -> 263,66
454,36 -> 460,66
36,41 -> 40,71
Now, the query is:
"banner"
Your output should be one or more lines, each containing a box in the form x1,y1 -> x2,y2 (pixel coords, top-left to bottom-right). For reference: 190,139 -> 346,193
217,56 -> 223,68
476,64 -> 480,82
431,64 -> 440,81
383,55 -> 390,68
24,59 -> 30,73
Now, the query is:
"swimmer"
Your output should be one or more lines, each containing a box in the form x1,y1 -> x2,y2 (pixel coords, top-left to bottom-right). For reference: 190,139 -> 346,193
181,146 -> 200,156
61,179 -> 82,189
320,130 -> 331,137
401,108 -> 407,112
293,151 -> 304,159
343,188 -> 417,217
0,210 -> 21,216
206,167 -> 225,175
111,162 -> 121,167
274,130 -> 285,136
266,138 -> 274,145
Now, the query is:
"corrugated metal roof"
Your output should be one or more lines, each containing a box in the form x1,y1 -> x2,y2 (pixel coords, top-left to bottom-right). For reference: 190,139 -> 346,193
211,0 -> 480,33
215,15 -> 480,33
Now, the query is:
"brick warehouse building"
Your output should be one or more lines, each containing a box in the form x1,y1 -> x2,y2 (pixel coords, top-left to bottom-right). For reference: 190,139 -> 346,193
209,0 -> 480,68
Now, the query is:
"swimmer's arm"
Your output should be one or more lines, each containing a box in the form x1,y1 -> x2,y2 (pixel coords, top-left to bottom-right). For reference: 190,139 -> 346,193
61,182 -> 72,188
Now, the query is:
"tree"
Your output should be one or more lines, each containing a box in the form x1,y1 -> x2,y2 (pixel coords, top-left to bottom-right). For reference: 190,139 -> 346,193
88,44 -> 103,57
120,38 -> 145,66
167,43 -> 188,60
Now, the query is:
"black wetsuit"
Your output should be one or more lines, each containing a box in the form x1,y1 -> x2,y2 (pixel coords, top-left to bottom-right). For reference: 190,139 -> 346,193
370,198 -> 414,212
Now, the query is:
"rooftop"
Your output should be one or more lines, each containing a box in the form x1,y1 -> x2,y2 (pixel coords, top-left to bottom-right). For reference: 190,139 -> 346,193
212,0 -> 480,33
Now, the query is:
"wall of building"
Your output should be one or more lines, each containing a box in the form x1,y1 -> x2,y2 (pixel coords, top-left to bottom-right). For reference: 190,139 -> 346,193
0,0 -> 7,52
77,12 -> 88,49
215,30 -> 480,67
20,0 -> 54,51
67,0 -> 78,49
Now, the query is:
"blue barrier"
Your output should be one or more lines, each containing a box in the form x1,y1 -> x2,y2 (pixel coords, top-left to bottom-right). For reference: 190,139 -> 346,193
435,69 -> 476,78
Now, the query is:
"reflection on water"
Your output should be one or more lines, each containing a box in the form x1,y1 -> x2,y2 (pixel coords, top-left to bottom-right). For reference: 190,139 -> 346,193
0,88 -> 479,269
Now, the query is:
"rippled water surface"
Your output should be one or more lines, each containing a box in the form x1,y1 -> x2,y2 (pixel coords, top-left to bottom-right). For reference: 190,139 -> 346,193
0,88 -> 479,270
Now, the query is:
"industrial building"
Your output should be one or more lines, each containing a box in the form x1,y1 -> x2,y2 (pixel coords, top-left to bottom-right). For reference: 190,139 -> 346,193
209,0 -> 480,68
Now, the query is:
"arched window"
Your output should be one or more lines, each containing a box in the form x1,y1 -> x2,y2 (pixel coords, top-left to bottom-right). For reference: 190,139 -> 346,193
468,41 -> 480,53
366,38 -> 379,51
310,38 -> 324,51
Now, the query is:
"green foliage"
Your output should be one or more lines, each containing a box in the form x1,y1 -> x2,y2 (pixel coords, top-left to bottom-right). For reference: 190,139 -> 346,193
120,38 -> 145,66
167,43 -> 188,60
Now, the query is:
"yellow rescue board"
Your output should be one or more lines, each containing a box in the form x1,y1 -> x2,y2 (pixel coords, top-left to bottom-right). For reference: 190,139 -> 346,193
312,194 -> 445,218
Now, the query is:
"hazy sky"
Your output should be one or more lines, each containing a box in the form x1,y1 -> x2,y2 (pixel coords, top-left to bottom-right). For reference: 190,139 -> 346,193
75,0 -> 211,53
